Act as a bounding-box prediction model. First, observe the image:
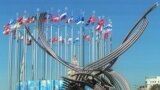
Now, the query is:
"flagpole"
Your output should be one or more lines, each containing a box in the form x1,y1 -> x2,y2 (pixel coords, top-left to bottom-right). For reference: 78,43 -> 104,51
57,26 -> 60,79
31,30 -> 35,81
17,29 -> 21,90
92,28 -> 94,63
109,34 -> 112,54
36,8 -> 40,82
60,36 -> 63,77
102,16 -> 105,58
45,22 -> 48,80
108,18 -> 112,54
8,27 -> 13,90
64,12 -> 68,77
14,13 -> 19,90
50,23 -> 53,80
23,11 -> 28,89
61,7 -> 68,76
71,20 -> 74,67
24,26 -> 27,90
95,32 -> 97,60
91,11 -> 95,63
74,42 -> 76,56
89,33 -> 91,64
80,10 -> 85,66
97,16 -> 101,60
40,43 -> 43,80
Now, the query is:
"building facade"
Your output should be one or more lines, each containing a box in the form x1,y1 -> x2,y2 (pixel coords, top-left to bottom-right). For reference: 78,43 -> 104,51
138,86 -> 145,90
145,76 -> 160,90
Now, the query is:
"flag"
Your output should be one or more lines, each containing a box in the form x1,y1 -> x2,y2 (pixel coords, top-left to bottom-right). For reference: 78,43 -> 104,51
75,16 -> 84,24
98,19 -> 105,26
86,16 -> 95,26
17,17 -> 24,25
84,34 -> 90,42
96,24 -> 101,31
104,29 -> 112,39
44,13 -> 52,23
104,19 -> 112,39
61,39 -> 65,44
66,16 -> 74,24
73,37 -> 80,43
3,25 -> 10,35
17,17 -> 23,23
17,17 -> 29,25
51,37 -> 59,42
58,36 -> 65,44
51,16 -> 60,22
104,23 -> 112,30
9,19 -> 16,25
20,35 -> 24,40
27,16 -> 35,23
22,17 -> 29,25
68,37 -> 72,42
60,12 -> 67,20
59,36 -> 62,41
26,37 -> 32,45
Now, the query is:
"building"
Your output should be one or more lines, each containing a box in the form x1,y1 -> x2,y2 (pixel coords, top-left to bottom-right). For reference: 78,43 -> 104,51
138,86 -> 145,90
145,76 -> 160,90
67,55 -> 79,79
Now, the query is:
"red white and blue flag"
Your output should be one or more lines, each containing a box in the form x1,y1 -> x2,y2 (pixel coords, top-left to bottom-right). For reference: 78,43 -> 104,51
104,19 -> 112,39
60,12 -> 67,20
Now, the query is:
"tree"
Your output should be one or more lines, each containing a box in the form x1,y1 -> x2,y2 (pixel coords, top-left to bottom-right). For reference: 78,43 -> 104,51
150,84 -> 160,90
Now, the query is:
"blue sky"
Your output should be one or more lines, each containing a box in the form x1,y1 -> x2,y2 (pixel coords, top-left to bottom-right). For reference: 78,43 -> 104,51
0,0 -> 160,90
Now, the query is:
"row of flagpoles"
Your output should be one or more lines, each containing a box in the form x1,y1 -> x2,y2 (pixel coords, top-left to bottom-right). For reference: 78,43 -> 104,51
4,8 -> 112,90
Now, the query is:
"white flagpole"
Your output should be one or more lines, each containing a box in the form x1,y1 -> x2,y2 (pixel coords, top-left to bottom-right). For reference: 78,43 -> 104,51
97,16 -> 101,60
108,19 -> 112,54
61,7 -> 68,77
95,32 -> 97,60
50,24 -> 53,80
60,36 -> 63,77
45,23 -> 48,80
71,25 -> 74,65
102,16 -> 105,58
23,10 -> 28,89
77,44 -> 80,65
24,25 -> 27,90
15,13 -> 19,90
89,36 -> 91,64
92,11 -> 95,63
31,31 -> 34,81
64,24 -> 67,77
80,10 -> 85,66
92,29 -> 94,63
8,27 -> 13,90
57,9 -> 61,80
57,25 -> 60,79
109,34 -> 112,54
64,11 -> 68,77
36,8 -> 40,81
74,42 -> 76,56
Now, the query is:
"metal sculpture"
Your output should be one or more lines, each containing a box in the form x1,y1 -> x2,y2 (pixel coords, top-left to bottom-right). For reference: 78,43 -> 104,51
4,2 -> 158,90
23,3 -> 158,90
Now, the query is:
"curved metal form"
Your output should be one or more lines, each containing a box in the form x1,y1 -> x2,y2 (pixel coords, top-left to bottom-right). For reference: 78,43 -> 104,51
24,3 -> 158,90
34,3 -> 157,72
